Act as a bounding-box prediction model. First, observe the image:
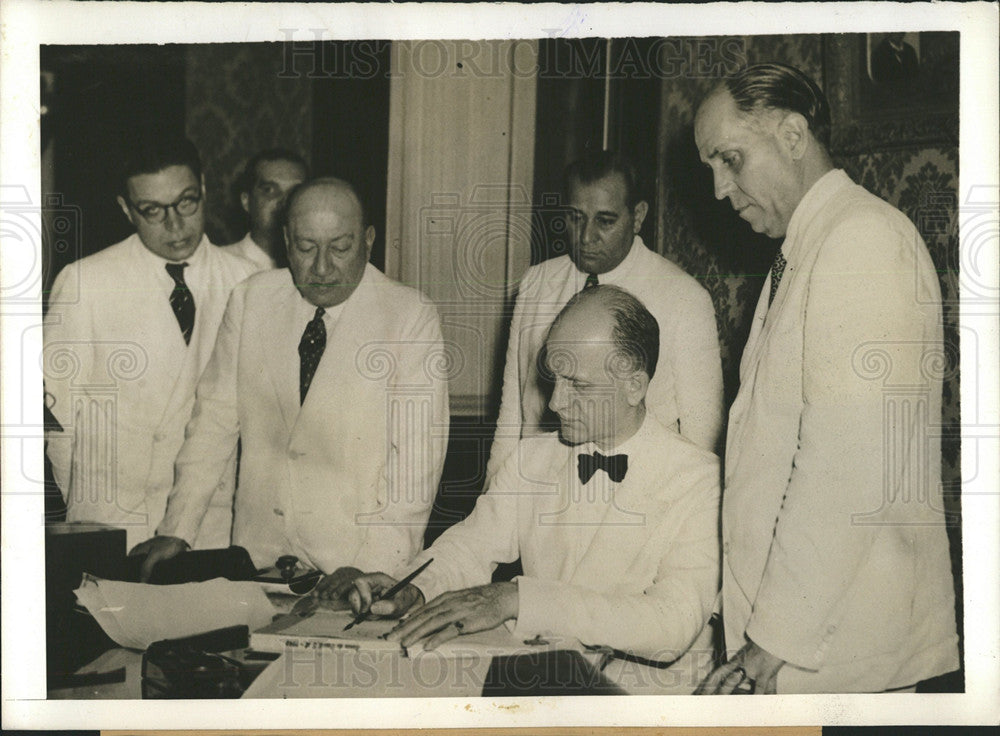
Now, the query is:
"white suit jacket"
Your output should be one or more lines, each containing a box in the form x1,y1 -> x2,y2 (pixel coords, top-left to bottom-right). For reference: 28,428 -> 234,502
486,236 -> 723,484
723,170 -> 959,692
158,264 -> 449,573
401,416 -> 720,692
44,234 -> 259,549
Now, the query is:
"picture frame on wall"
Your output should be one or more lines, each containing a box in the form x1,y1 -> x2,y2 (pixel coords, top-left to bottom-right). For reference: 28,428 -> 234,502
824,31 -> 959,155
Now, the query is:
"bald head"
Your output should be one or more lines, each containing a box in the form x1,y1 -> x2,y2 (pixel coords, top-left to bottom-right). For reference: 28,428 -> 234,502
285,178 -> 375,308
553,285 -> 660,380
545,285 -> 657,449
286,177 -> 367,228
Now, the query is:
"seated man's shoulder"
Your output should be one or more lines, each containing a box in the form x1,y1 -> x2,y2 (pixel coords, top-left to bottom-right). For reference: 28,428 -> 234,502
498,431 -> 570,480
645,419 -> 720,475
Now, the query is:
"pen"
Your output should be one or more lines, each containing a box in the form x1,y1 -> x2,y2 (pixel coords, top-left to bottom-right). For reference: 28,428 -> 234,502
343,557 -> 434,631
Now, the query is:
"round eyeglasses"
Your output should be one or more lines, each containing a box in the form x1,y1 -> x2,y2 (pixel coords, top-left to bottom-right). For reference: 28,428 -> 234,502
127,191 -> 202,224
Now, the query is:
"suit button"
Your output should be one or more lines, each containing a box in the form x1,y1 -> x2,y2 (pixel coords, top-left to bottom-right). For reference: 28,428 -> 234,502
273,508 -> 284,517
153,432 -> 165,442
288,450 -> 301,460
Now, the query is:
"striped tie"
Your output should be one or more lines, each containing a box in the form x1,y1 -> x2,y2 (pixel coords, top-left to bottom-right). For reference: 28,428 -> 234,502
165,262 -> 195,345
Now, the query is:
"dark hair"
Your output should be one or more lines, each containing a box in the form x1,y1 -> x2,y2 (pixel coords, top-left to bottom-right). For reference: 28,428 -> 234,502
564,150 -> 645,209
284,177 -> 369,230
239,147 -> 309,194
724,62 -> 832,149
556,284 -> 660,380
118,135 -> 202,197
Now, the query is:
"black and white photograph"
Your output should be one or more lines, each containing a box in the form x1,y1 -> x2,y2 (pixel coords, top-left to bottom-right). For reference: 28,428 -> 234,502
2,1 -> 997,732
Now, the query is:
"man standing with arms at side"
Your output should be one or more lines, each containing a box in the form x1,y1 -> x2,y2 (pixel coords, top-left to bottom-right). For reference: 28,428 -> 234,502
132,178 -> 448,589
227,148 -> 308,270
693,63 -> 959,693
44,136 -> 260,550
485,151 -> 723,486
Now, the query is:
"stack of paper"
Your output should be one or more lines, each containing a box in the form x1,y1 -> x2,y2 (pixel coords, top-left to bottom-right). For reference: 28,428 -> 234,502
251,610 -> 398,653
73,573 -> 276,649
250,608 -> 587,660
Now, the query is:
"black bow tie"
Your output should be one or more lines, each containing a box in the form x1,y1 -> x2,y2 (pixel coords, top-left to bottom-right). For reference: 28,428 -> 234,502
577,451 -> 628,484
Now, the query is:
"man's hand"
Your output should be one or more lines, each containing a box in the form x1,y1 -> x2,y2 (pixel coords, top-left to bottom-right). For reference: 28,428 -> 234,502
127,535 -> 190,583
312,566 -> 364,600
694,639 -> 785,695
347,573 -> 425,620
386,581 -> 518,651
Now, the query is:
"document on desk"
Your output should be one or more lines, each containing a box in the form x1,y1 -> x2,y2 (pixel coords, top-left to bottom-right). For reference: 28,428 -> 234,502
251,609 -> 588,660
250,610 -> 399,653
73,574 -> 275,650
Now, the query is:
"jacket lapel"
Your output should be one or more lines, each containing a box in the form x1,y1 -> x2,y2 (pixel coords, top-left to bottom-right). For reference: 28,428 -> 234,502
267,279 -> 306,434
289,267 -> 376,441
125,237 -> 188,428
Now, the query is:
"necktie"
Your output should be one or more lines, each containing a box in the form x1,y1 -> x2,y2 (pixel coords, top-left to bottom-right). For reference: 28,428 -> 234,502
768,249 -> 787,308
298,307 -> 326,404
165,262 -> 195,345
577,451 -> 628,485
584,272 -> 599,289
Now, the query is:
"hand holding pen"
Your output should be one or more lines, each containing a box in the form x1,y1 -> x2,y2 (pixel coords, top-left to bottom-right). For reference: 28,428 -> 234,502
343,558 -> 433,630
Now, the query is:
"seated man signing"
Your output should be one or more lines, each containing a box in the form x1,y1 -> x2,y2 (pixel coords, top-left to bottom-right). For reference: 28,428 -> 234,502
346,285 -> 721,692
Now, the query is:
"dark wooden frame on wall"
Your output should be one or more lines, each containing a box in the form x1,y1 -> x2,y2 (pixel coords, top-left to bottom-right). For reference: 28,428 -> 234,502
823,32 -> 959,156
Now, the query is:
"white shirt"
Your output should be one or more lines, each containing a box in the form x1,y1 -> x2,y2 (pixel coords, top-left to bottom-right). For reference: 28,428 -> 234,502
486,235 -> 723,484
227,233 -> 277,270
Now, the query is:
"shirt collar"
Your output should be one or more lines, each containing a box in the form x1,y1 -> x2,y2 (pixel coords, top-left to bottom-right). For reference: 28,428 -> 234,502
292,265 -> 368,327
577,411 -> 650,458
782,169 -> 852,265
575,234 -> 645,288
136,231 -> 209,269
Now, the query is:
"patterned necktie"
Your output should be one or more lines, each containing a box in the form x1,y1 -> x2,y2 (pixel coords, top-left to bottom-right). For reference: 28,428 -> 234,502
584,272 -> 599,289
768,249 -> 787,308
165,262 -> 195,345
298,307 -> 326,404
577,451 -> 628,484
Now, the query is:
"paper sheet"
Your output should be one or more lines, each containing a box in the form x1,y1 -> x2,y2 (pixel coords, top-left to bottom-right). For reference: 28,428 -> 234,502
73,574 -> 276,649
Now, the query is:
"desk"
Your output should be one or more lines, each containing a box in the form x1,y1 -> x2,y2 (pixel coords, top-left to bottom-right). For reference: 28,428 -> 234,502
48,647 -> 624,699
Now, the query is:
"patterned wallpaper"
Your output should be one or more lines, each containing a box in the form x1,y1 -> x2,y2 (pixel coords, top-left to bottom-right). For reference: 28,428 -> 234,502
654,33 -> 961,494
185,44 -> 313,245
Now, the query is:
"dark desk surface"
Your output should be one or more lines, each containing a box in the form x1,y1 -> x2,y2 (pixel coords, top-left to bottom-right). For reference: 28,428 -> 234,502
48,646 -> 624,699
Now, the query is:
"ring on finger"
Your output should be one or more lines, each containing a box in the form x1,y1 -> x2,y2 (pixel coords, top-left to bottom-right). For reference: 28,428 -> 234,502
733,666 -> 756,694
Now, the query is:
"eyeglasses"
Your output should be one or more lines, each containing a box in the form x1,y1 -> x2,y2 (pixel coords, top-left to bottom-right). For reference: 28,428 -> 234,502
127,191 -> 202,224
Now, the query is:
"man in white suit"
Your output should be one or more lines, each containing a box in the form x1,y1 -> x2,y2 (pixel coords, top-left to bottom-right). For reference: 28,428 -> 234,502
132,178 -> 448,588
44,136 -> 260,550
347,285 -> 721,694
485,150 -> 723,487
226,148 -> 308,270
693,63 -> 959,693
